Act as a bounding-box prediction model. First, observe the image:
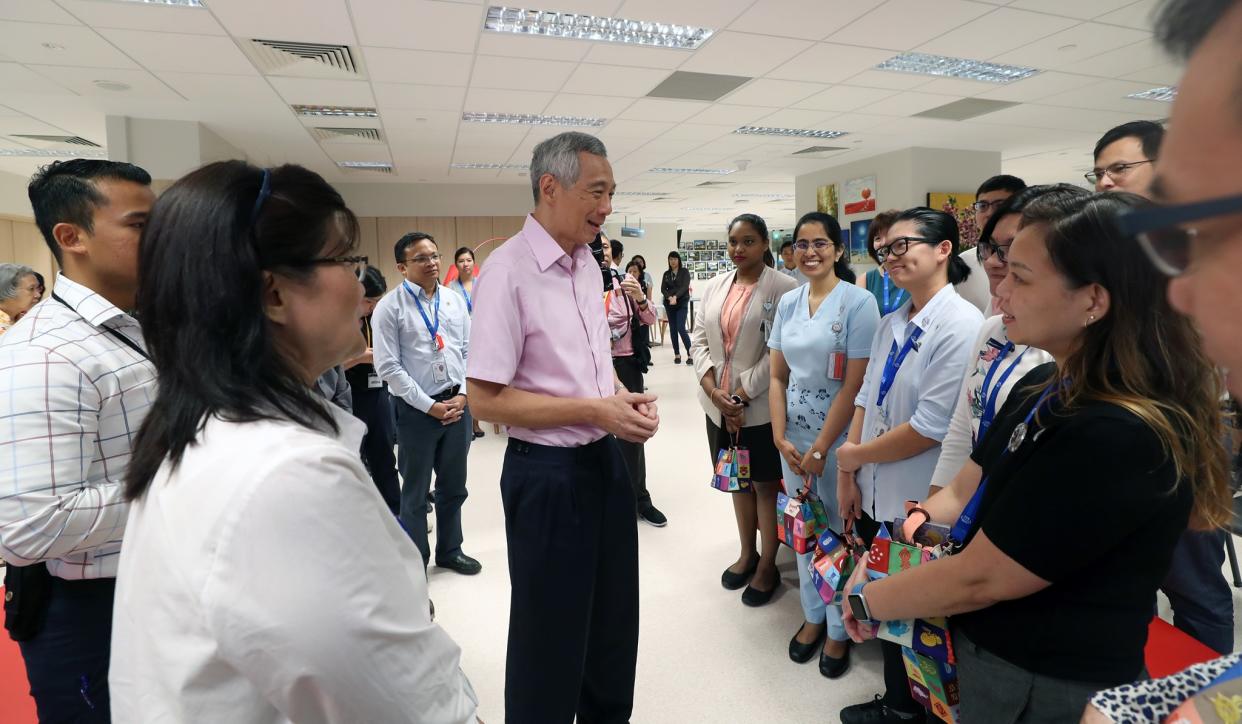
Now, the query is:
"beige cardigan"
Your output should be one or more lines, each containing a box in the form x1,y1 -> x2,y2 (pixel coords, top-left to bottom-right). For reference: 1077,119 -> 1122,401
690,266 -> 798,428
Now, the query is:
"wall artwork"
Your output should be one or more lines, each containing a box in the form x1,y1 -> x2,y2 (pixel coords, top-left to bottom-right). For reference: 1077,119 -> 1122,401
927,192 -> 980,249
844,176 -> 877,215
816,183 -> 839,218
849,219 -> 873,263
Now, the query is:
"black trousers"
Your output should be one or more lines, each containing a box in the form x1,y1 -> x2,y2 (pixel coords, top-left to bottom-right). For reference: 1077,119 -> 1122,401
18,576 -> 115,723
350,384 -> 400,516
856,514 -> 923,716
395,399 -> 471,565
665,305 -> 692,356
612,355 -> 651,508
501,436 -> 639,724
1161,527 -> 1234,654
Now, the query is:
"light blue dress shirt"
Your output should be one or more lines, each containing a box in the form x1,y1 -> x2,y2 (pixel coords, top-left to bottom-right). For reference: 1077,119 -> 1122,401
372,281 -> 470,413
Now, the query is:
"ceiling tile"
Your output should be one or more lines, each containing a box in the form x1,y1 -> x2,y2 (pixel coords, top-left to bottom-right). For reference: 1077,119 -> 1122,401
1120,62 -> 1182,86
1008,0 -> 1137,20
817,111 -> 904,133
464,87 -> 554,114
913,77 -> 1002,96
350,0 -> 482,53
1037,77 -> 1178,114
543,93 -> 635,117
0,0 -> 78,24
95,29 -> 255,75
26,64 -> 179,101
976,70 -> 1100,101
56,0 -> 225,35
727,0 -> 885,40
157,72 -> 280,103
562,63 -> 667,97
916,8 -> 1080,61
1094,0 -> 1160,30
688,104 -> 770,126
373,83 -> 466,111
600,118 -> 675,138
269,77 -> 375,106
766,43 -> 897,85
363,48 -> 473,86
990,22 -> 1150,70
475,33 -> 593,62
201,0 -> 356,45
971,102 -> 1140,133
613,0 -> 754,27
0,21 -> 138,68
658,123 -> 736,141
792,84 -> 896,112
0,62 -> 71,94
322,144 -> 392,164
469,55 -> 576,92
678,32 -> 812,78
720,79 -> 826,107
1075,38 -> 1168,78
753,108 -> 839,129
618,98 -> 709,122
855,91 -> 962,117
843,69 -> 934,91
825,0 -> 993,50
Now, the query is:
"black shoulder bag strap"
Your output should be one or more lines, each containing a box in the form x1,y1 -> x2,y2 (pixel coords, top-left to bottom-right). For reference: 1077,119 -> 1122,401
51,292 -> 150,361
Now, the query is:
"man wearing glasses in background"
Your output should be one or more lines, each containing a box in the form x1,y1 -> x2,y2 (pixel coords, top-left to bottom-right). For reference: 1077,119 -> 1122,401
956,174 -> 1026,315
373,232 -> 482,577
1088,121 -> 1164,194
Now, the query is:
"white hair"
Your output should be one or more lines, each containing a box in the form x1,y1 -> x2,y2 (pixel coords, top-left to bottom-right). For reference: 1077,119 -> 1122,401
0,264 -> 36,301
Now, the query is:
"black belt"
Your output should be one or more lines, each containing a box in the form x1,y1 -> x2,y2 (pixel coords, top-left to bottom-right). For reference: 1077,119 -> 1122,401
430,385 -> 461,402
507,435 -> 612,463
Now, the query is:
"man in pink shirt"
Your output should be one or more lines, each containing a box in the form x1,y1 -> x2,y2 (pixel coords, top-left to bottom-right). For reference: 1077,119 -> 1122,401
467,131 -> 659,724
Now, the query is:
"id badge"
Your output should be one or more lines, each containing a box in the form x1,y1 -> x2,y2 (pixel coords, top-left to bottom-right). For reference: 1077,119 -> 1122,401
367,372 -> 382,389
872,406 -> 891,439
827,351 -> 847,381
431,354 -> 449,385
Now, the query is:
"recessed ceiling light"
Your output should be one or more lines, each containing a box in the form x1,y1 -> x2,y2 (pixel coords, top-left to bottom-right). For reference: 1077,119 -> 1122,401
92,0 -> 205,5
338,161 -> 392,169
1126,86 -> 1177,102
650,167 -> 735,175
293,105 -> 378,118
484,6 -> 713,50
734,126 -> 848,139
0,148 -> 107,158
462,111 -> 606,127
875,52 -> 1039,84
93,80 -> 131,92
450,162 -> 531,170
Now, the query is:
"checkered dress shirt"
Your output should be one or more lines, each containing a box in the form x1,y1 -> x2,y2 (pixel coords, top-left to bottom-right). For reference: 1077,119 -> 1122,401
0,274 -> 156,579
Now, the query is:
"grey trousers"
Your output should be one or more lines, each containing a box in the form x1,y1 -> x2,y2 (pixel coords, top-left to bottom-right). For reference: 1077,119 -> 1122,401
394,399 -> 471,565
955,628 -> 1114,724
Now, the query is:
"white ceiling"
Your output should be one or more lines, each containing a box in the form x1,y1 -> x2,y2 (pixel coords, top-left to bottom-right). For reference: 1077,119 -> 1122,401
0,0 -> 1180,228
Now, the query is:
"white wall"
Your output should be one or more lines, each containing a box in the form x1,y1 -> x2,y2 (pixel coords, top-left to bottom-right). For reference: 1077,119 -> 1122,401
0,170 -> 30,218
337,182 -> 533,217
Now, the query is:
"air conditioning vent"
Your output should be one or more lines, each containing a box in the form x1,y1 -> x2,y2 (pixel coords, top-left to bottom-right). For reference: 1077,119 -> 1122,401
793,145 -> 848,155
247,39 -> 361,78
695,180 -> 735,187
341,165 -> 393,174
310,127 -> 383,143
12,134 -> 101,147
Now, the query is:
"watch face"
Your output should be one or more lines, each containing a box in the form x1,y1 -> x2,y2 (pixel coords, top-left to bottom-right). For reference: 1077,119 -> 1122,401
847,593 -> 869,622
812,451 -> 823,460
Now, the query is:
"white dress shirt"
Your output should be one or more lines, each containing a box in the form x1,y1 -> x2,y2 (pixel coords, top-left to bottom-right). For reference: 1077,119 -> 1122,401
373,281 -> 470,413
0,274 -> 155,579
928,315 -> 1053,488
110,405 -> 478,724
853,284 -> 983,520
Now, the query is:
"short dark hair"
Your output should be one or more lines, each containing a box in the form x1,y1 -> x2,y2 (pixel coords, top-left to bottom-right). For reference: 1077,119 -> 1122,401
625,260 -> 642,274
866,209 -> 903,266
610,239 -> 623,258
1093,120 -> 1165,162
395,232 -> 435,263
779,240 -> 794,253
453,246 -> 474,263
127,161 -> 359,501
1154,0 -> 1238,59
362,265 -> 387,298
892,207 -> 971,285
976,174 -> 1027,197
28,159 -> 151,264
793,211 -> 856,284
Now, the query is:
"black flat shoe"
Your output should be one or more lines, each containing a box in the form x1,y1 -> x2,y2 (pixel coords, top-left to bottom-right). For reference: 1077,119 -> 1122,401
721,554 -> 759,590
788,623 -> 826,664
674,355 -> 682,364
819,640 -> 852,679
435,552 -> 482,576
472,430 -> 485,439
741,569 -> 781,607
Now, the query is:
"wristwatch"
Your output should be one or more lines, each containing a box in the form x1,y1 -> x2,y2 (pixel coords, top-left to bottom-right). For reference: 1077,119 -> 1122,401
847,582 -> 876,624
811,449 -> 824,461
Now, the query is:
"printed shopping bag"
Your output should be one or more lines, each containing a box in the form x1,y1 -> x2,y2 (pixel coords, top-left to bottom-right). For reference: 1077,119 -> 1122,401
709,440 -> 750,492
902,647 -> 961,724
775,480 -> 830,554
869,522 -> 956,666
808,524 -> 860,606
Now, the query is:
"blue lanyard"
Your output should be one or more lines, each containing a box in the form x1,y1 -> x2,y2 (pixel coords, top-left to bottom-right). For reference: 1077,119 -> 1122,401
404,282 -> 440,347
974,343 -> 1028,449
950,383 -> 1059,547
876,326 -> 924,408
455,279 -> 472,313
880,272 -> 906,315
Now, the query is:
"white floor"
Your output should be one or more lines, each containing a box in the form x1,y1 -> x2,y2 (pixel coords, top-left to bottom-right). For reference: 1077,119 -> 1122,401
425,345 -> 1241,724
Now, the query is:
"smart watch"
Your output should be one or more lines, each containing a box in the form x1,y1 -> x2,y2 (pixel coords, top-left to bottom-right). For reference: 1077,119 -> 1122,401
811,450 -> 824,461
847,582 -> 875,624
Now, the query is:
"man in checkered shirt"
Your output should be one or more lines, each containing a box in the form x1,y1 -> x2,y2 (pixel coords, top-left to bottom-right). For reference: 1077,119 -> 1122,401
0,159 -> 154,722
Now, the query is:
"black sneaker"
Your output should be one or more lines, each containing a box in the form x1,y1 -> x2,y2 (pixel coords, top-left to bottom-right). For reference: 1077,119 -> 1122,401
840,696 -> 927,724
684,357 -> 693,365
638,504 -> 667,527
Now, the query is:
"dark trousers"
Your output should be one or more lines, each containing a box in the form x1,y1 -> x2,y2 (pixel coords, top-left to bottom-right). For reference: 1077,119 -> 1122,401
395,399 -> 471,565
351,385 -> 400,516
501,436 -> 639,724
856,514 -> 922,716
18,576 -> 115,723
612,355 -> 651,508
666,305 -> 692,356
1162,527 -> 1235,654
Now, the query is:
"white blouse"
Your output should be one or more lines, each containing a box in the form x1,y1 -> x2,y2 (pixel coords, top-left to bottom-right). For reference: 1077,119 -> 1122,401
110,405 -> 478,724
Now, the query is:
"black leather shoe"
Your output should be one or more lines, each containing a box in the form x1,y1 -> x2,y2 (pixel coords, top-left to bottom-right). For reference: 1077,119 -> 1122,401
788,623 -> 825,663
841,696 -> 926,724
741,569 -> 781,607
720,554 -> 759,590
819,640 -> 852,679
674,356 -> 682,364
435,553 -> 482,576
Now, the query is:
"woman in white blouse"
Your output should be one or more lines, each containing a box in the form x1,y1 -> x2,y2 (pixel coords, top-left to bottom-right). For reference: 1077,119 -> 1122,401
834,207 -> 984,724
110,161 -> 479,723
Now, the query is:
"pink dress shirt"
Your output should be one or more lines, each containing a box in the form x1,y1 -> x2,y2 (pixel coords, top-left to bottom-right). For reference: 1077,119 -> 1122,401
467,215 -> 614,447
606,280 -> 657,358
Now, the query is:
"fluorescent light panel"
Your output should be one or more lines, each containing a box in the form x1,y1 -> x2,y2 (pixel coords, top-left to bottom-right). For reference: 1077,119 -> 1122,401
650,167 -> 735,175
0,148 -> 107,158
450,162 -> 530,170
615,191 -> 664,197
875,52 -> 1039,84
735,193 -> 793,199
734,126 -> 847,139
484,6 -> 713,50
1127,86 -> 1177,102
462,111 -> 605,127
98,0 -> 204,6
338,161 -> 392,169
293,105 -> 378,118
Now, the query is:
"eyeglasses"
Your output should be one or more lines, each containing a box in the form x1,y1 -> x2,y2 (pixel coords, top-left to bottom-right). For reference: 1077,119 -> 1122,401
402,253 -> 442,266
876,236 -> 937,262
1084,160 -> 1154,185
971,199 -> 1007,213
793,239 -> 835,253
290,255 -> 369,280
728,237 -> 763,248
1118,193 -> 1242,276
976,239 -> 1012,264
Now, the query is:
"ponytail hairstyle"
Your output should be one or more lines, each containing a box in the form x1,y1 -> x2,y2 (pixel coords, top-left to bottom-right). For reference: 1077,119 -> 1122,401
892,207 -> 971,285
453,246 -> 474,264
793,211 -> 856,284
728,212 -> 769,243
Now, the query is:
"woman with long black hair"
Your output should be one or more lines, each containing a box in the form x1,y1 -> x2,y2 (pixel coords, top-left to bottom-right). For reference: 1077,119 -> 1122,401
662,251 -> 693,364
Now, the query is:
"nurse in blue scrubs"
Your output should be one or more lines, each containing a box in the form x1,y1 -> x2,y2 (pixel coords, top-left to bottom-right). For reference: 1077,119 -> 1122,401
769,211 -> 880,679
